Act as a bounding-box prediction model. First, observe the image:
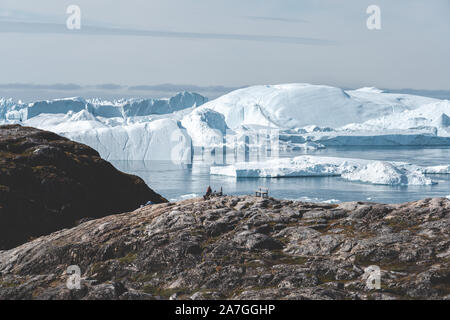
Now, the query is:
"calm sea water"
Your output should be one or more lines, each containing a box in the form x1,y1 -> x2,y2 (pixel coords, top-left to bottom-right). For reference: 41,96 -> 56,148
111,147 -> 450,204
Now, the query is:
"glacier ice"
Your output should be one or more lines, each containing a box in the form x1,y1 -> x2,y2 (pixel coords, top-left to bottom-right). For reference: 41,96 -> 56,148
421,165 -> 450,174
210,156 -> 346,178
2,84 -> 450,163
181,108 -> 229,147
210,156 -> 440,186
341,161 -> 434,186
196,83 -> 439,129
0,91 -> 207,122
64,118 -> 193,161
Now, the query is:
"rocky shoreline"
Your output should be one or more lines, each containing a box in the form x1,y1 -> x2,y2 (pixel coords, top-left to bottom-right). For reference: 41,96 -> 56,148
1,195 -> 448,300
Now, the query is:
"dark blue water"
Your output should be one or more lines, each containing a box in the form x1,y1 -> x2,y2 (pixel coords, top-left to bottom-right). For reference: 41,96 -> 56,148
111,147 -> 450,204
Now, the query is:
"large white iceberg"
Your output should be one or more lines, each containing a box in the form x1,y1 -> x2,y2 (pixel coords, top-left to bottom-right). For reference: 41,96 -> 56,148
0,91 -> 207,122
2,84 -> 450,161
64,118 -> 192,161
197,83 -> 438,129
210,156 -> 356,178
1,92 -> 206,161
342,100 -> 450,133
210,156 -> 442,186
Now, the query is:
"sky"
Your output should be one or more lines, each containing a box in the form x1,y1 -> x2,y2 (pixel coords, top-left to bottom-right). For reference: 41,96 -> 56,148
0,0 -> 449,100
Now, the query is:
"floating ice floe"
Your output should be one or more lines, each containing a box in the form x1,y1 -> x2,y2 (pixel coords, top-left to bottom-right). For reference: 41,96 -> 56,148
211,156 -> 447,186
211,156 -> 349,178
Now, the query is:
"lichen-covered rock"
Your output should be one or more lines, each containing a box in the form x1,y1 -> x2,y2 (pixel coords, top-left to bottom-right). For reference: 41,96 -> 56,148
0,124 -> 166,249
0,196 -> 449,300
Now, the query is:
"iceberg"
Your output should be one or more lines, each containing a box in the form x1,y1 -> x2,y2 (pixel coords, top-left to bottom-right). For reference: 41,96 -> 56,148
63,118 -> 193,161
27,97 -> 88,119
2,84 -> 450,161
421,165 -> 450,174
120,92 -> 207,117
197,83 -> 438,129
211,156 -> 360,178
1,92 -> 206,161
341,161 -> 435,186
342,100 -> 450,132
432,113 -> 450,128
181,108 -> 229,147
0,91 -> 207,122
353,87 -> 385,94
281,100 -> 450,147
211,156 -> 444,186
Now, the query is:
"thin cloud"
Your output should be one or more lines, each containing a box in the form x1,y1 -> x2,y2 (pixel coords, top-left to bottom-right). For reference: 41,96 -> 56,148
95,84 -> 126,90
128,84 -> 244,93
0,20 -> 335,46
2,83 -> 449,101
0,82 -> 243,93
0,83 -> 82,90
244,15 -> 308,23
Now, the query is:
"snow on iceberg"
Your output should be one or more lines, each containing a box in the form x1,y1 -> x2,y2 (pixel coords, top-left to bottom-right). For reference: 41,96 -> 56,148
0,98 -> 21,122
341,161 -> 435,186
290,100 -> 450,147
353,87 -> 385,94
211,156 -> 360,178
198,83 -> 438,129
290,142 -> 326,151
25,111 -> 108,134
1,92 -> 207,122
211,156 -> 440,186
421,165 -> 450,174
2,84 -> 449,161
2,92 -> 207,161
181,108 -> 229,147
342,100 -> 450,133
27,97 -> 88,119
63,118 -> 192,161
432,112 -> 450,128
120,92 -> 207,117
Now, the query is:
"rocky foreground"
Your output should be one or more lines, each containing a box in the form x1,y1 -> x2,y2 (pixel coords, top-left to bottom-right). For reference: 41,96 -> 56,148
0,125 -> 166,250
0,196 -> 448,300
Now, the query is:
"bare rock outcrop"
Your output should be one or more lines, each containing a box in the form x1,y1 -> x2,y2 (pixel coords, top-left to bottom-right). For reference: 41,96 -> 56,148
0,124 -> 167,249
0,196 -> 448,300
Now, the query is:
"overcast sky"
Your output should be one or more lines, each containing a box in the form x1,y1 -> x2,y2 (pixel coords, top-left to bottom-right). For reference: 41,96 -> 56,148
0,0 -> 449,96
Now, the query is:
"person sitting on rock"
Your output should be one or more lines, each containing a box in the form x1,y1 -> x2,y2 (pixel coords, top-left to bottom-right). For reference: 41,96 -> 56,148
204,186 -> 212,200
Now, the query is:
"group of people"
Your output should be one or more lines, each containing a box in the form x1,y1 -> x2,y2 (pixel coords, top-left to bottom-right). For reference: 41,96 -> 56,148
203,186 -> 223,200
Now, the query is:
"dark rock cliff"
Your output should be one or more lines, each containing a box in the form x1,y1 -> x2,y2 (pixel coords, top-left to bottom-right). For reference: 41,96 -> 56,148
0,124 -> 167,250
